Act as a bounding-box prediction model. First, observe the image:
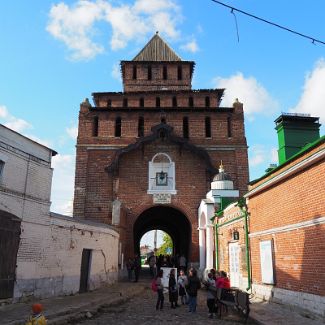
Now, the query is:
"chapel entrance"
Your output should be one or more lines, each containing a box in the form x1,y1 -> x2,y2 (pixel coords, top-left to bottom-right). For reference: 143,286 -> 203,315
133,206 -> 191,260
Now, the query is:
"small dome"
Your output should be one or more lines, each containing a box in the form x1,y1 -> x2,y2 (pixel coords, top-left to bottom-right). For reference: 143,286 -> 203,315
211,162 -> 234,190
213,171 -> 232,182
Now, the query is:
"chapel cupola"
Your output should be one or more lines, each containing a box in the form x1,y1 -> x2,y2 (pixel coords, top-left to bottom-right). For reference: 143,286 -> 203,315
120,32 -> 195,92
211,162 -> 234,190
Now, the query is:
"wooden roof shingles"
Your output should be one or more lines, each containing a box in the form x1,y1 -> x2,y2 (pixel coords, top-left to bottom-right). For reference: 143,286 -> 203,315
132,32 -> 182,62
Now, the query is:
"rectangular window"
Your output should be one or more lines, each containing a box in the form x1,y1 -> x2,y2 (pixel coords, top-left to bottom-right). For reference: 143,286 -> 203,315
205,117 -> 211,138
188,97 -> 193,107
177,65 -> 182,80
92,116 -> 98,137
205,96 -> 210,107
138,116 -> 144,137
156,97 -> 160,108
163,66 -> 167,80
227,116 -> 232,137
183,117 -> 189,139
123,98 -> 128,108
0,160 -> 5,180
132,65 -> 137,80
115,117 -> 122,137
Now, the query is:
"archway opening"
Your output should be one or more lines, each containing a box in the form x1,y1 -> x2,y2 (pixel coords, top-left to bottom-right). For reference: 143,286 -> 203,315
134,206 -> 191,262
140,230 -> 173,266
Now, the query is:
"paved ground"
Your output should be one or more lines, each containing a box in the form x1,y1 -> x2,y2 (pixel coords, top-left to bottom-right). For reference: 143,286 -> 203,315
79,287 -> 254,325
1,276 -> 324,325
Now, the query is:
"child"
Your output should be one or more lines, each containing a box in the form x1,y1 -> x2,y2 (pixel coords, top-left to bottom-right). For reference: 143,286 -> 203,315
177,269 -> 188,304
206,273 -> 217,318
155,269 -> 164,310
26,303 -> 47,325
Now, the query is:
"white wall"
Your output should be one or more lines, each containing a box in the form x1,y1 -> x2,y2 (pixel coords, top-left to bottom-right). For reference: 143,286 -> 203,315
14,214 -> 119,300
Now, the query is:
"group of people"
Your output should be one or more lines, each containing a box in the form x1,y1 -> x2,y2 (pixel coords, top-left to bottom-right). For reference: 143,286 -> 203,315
153,267 -> 231,318
148,254 -> 187,278
126,254 -> 142,282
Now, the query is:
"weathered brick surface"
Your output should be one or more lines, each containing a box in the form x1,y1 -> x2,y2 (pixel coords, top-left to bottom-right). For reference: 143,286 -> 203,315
74,51 -> 249,264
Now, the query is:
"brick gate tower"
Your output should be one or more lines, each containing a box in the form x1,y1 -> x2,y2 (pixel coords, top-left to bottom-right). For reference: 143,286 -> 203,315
73,33 -> 249,265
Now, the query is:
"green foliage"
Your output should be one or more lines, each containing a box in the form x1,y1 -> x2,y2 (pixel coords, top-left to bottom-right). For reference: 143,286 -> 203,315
156,233 -> 173,255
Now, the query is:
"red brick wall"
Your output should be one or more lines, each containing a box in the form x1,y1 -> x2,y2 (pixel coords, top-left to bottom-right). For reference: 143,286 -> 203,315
248,153 -> 325,296
73,61 -> 249,264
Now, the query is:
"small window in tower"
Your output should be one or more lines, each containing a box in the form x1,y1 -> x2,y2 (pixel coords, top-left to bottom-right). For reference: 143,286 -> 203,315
138,116 -> 144,137
227,116 -> 232,137
161,117 -> 166,124
156,97 -> 161,108
0,160 -> 5,181
107,99 -> 112,107
148,65 -> 152,80
177,65 -> 182,80
139,98 -> 144,107
92,116 -> 98,137
163,66 -> 167,80
183,117 -> 189,139
172,96 -> 177,107
205,96 -> 210,107
115,117 -> 122,137
132,65 -> 137,80
205,116 -> 211,138
123,98 -> 128,107
189,96 -> 193,107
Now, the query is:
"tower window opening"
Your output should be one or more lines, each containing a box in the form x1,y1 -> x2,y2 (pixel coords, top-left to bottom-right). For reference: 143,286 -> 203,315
115,117 -> 122,137
205,96 -> 210,108
161,117 -> 166,124
148,65 -> 152,80
138,116 -> 144,137
172,96 -> 177,107
205,116 -> 211,138
139,97 -> 144,107
156,97 -> 161,108
107,99 -> 112,107
123,98 -> 128,107
92,116 -> 98,137
189,96 -> 193,107
227,116 -> 232,137
163,66 -> 167,80
177,65 -> 182,80
132,65 -> 137,80
183,116 -> 189,139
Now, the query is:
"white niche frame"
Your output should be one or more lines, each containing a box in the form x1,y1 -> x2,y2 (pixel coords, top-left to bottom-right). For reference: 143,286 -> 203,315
147,152 -> 177,194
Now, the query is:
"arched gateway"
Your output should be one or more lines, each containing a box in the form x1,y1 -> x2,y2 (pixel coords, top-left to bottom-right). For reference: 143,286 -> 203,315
73,33 -> 248,269
134,206 -> 191,258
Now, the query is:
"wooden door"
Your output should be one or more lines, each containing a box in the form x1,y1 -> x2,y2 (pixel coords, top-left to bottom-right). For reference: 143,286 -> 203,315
0,211 -> 21,299
79,249 -> 92,293
228,242 -> 240,288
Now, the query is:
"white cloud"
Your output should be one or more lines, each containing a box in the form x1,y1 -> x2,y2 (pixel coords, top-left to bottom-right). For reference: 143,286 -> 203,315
290,58 -> 325,124
47,0 -> 181,60
0,104 -> 32,133
249,145 -> 278,167
66,125 -> 78,139
180,39 -> 199,53
111,62 -> 121,81
51,154 -> 75,216
213,72 -> 278,118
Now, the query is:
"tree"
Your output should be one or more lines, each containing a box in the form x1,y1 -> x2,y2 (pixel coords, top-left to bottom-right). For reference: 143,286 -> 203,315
156,233 -> 173,255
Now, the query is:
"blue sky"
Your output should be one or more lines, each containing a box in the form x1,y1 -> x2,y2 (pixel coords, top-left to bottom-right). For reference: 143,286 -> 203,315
0,0 -> 324,218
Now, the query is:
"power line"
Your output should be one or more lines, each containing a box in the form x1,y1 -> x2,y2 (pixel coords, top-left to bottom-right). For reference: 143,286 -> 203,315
210,0 -> 325,46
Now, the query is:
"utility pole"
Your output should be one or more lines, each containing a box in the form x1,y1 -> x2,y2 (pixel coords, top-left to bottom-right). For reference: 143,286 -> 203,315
154,229 -> 157,252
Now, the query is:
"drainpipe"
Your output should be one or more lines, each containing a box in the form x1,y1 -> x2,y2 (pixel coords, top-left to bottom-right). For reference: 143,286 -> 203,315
243,208 -> 251,291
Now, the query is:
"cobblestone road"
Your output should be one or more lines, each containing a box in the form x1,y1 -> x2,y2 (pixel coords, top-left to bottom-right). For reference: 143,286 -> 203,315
80,287 -> 256,325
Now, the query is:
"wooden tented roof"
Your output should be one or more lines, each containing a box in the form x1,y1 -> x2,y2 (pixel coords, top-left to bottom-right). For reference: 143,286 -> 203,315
133,32 -> 182,62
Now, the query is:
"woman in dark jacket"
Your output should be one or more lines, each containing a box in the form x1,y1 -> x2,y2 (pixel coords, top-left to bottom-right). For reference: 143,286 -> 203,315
186,268 -> 201,313
168,269 -> 179,308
